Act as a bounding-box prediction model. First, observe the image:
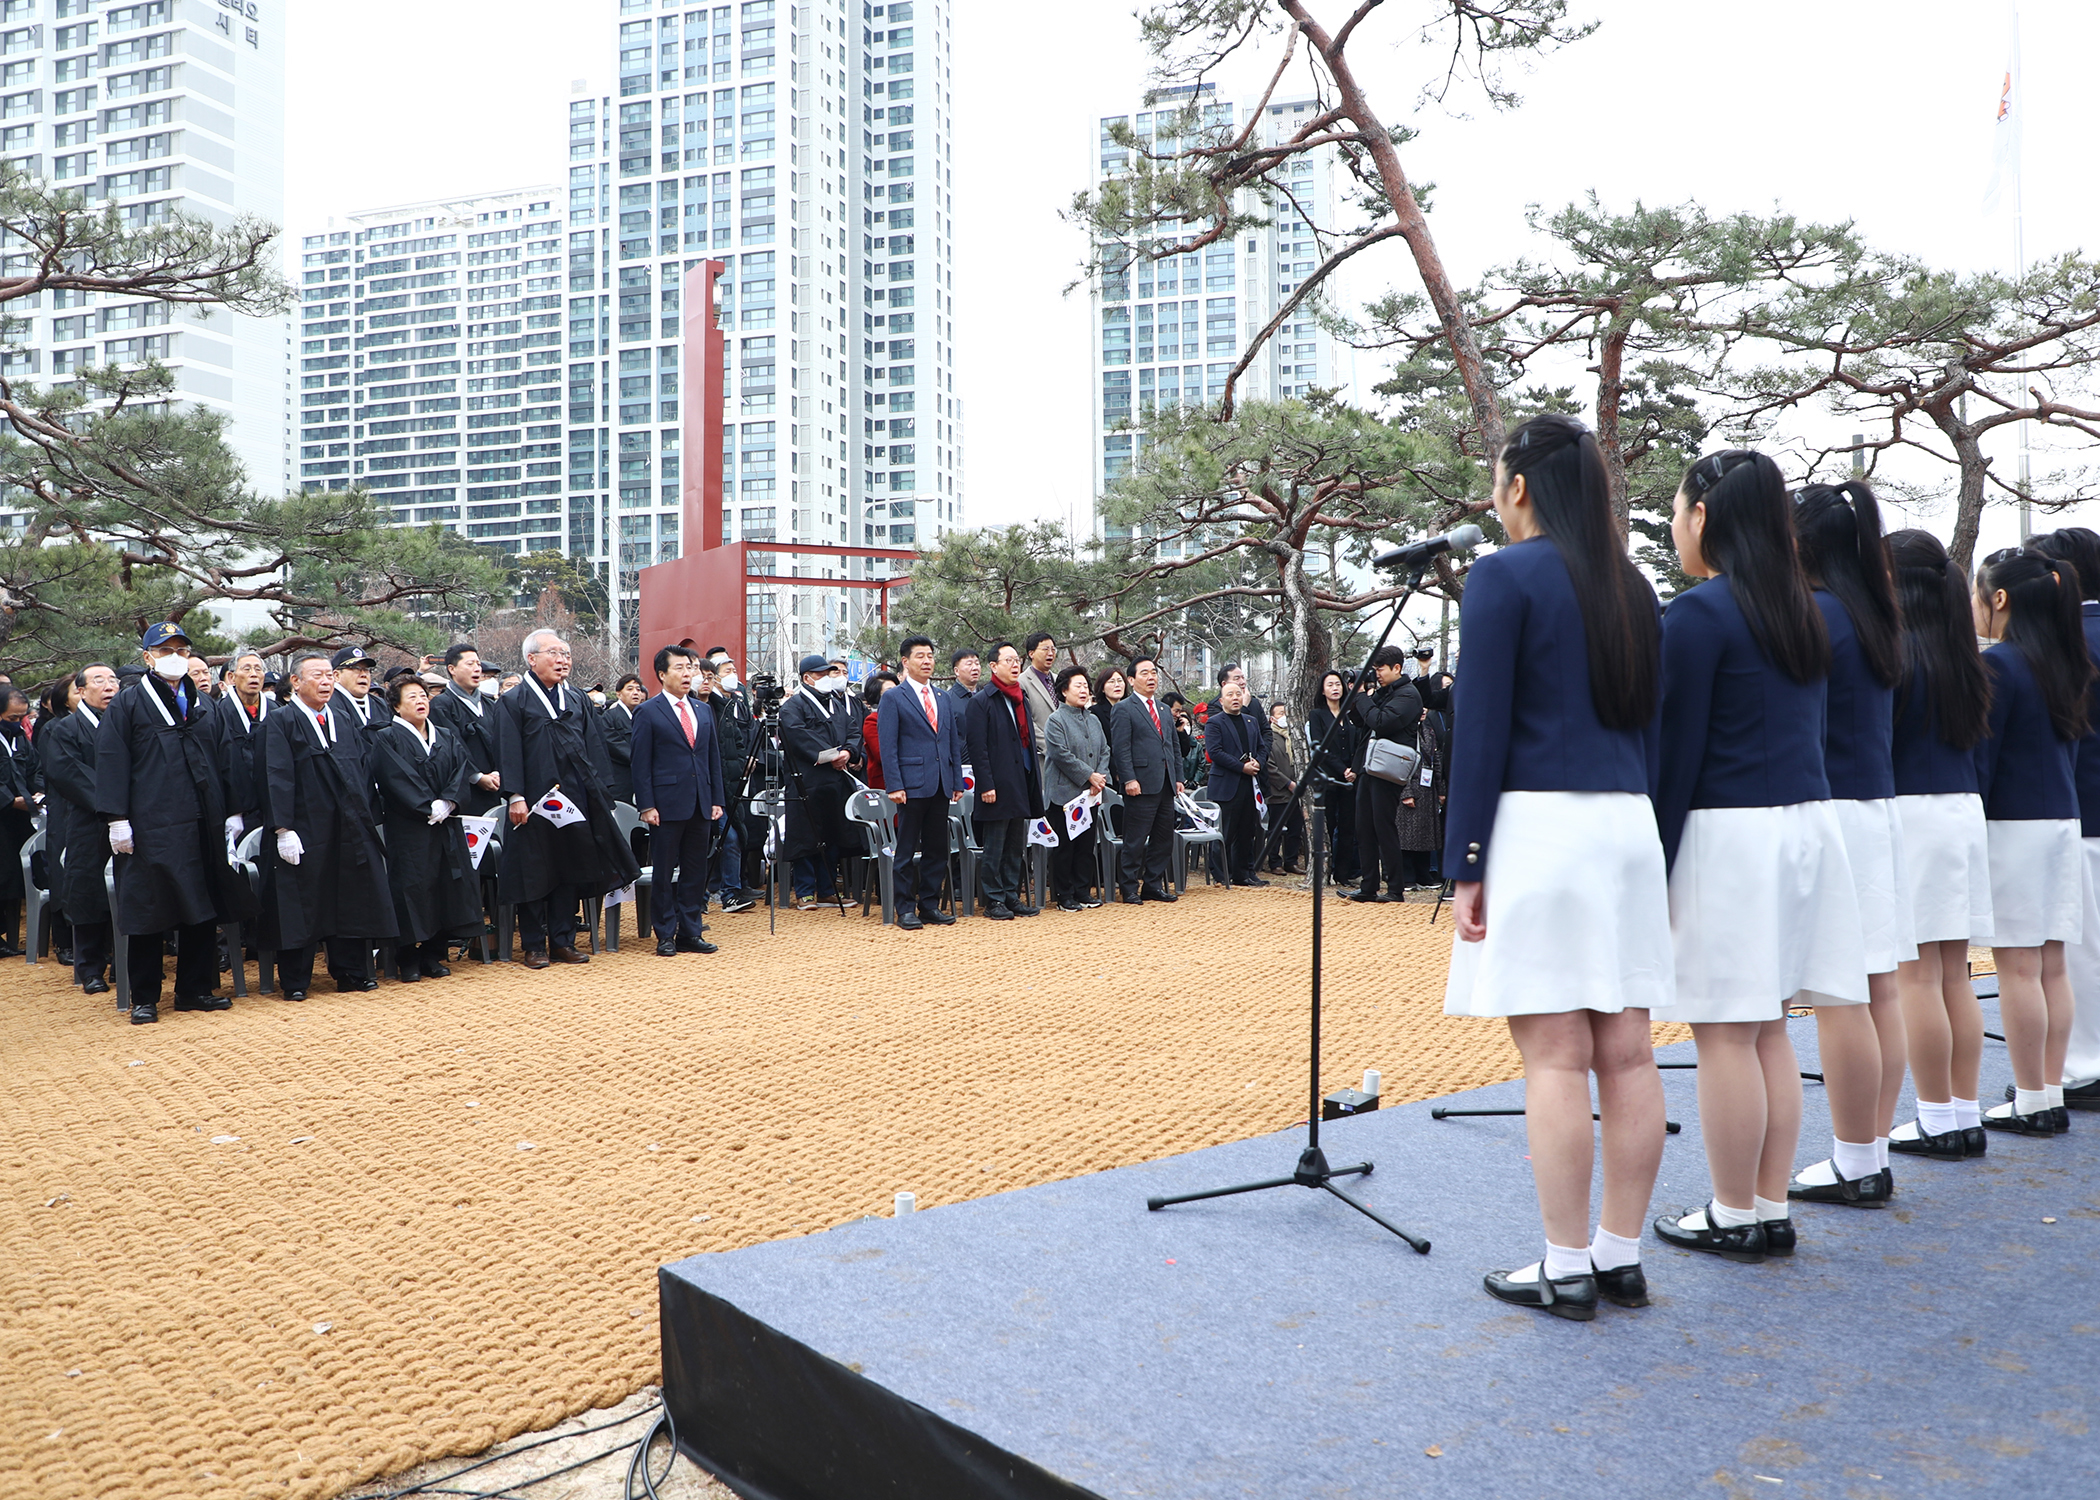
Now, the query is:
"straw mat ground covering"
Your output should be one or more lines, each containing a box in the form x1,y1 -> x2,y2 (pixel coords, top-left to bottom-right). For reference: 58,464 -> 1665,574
0,885 -> 1682,1500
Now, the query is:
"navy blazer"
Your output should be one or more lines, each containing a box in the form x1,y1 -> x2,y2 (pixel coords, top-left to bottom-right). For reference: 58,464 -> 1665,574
879,674 -> 963,799
1202,707 -> 1267,805
964,684 -> 1043,821
1657,575 -> 1829,869
629,692 -> 725,824
1441,539 -> 1659,874
1891,661 -> 1982,798
1815,590 -> 1896,802
2075,601 -> 2100,834
1975,643 -> 2079,822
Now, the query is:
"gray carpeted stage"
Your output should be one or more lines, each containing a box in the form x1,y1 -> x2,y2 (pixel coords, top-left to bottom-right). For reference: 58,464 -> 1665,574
662,996 -> 2096,1498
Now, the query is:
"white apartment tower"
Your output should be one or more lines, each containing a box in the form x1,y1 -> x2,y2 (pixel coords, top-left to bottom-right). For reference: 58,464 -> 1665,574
1089,85 -> 1347,541
0,0 -> 288,503
293,189 -> 565,559
565,0 -> 962,656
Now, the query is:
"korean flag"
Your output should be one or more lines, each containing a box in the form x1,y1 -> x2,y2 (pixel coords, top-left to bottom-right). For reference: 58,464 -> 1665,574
1027,817 -> 1060,848
1063,794 -> 1094,840
961,762 -> 976,792
533,789 -> 585,828
459,813 -> 499,869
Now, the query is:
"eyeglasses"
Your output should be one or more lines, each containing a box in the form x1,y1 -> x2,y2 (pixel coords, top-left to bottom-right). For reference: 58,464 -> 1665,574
534,647 -> 573,659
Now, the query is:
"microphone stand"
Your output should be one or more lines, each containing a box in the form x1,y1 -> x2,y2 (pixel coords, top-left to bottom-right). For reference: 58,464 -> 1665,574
1147,561 -> 1437,1253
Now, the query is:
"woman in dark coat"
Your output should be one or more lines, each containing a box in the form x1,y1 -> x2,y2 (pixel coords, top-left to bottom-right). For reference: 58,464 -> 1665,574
372,676 -> 484,980
0,685 -> 37,955
1306,670 -> 1360,887
1394,700 -> 1449,889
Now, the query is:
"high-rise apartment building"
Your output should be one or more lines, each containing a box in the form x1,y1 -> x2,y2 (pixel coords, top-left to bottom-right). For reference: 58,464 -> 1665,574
564,0 -> 962,659
1088,85 -> 1347,540
0,0 -> 288,510
293,188 -> 565,560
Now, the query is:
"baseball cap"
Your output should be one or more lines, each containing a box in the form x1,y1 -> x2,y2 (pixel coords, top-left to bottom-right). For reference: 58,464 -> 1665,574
140,622 -> 190,650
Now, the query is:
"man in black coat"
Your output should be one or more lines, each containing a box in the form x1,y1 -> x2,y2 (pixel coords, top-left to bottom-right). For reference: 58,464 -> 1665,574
328,645 -> 389,739
257,651 -> 400,1000
1351,645 -> 1423,903
601,674 -> 642,804
700,659 -> 755,913
41,664 -> 119,992
215,651 -> 272,829
963,641 -> 1044,919
429,643 -> 505,815
776,652 -> 856,908
1202,676 -> 1270,886
94,623 -> 253,1023
495,628 -> 640,967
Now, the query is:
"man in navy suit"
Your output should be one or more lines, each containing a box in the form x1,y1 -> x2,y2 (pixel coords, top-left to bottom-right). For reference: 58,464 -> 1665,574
630,644 -> 726,956
879,634 -> 964,930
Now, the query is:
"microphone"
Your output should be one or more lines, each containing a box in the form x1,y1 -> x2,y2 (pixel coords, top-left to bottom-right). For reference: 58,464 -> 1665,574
1373,524 -> 1484,571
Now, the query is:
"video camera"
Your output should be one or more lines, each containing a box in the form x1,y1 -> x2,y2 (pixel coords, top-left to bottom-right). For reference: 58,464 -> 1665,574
747,671 -> 785,715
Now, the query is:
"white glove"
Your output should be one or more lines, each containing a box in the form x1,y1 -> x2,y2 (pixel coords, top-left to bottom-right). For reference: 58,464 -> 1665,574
427,799 -> 454,825
276,829 -> 304,866
108,819 -> 134,855
225,814 -> 245,839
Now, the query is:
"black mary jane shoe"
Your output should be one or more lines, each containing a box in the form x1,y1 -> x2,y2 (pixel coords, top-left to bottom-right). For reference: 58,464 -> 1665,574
1593,1263 -> 1650,1308
1761,1218 -> 1796,1255
1889,1122 -> 1967,1161
1982,1105 -> 2057,1136
2048,1106 -> 2072,1135
1787,1164 -> 1891,1208
1653,1204 -> 1767,1263
1483,1265 -> 1597,1322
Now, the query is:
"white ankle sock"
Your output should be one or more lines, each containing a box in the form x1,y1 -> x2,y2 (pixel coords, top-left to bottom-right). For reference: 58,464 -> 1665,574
2017,1086 -> 2050,1115
1708,1199 -> 1758,1229
2046,1084 -> 2065,1109
1831,1136 -> 1878,1180
1590,1227 -> 1640,1272
1916,1098 -> 1957,1136
1792,1157 -> 1841,1187
1953,1096 -> 1981,1130
1874,1137 -> 1890,1169
1754,1195 -> 1789,1224
1889,1119 -> 1922,1142
1543,1241 -> 1591,1281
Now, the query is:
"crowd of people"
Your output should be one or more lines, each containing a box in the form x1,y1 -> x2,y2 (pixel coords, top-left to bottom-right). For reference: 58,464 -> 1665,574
1445,411 -> 2100,1322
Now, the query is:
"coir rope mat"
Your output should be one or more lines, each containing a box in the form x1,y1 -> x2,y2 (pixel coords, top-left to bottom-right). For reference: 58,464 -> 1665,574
0,887 -> 1685,1500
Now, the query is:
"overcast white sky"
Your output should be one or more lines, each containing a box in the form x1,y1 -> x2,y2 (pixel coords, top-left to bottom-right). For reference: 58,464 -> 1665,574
283,0 -> 2098,558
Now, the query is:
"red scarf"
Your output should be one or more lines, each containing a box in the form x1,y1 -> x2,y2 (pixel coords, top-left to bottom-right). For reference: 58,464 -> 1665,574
996,674 -> 1030,743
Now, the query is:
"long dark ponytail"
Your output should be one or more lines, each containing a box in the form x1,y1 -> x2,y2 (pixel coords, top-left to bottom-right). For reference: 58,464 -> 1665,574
1888,529 -> 1989,750
1499,413 -> 1659,730
1977,547 -> 2094,741
1680,450 -> 1829,684
1794,481 -> 1901,688
2026,526 -> 2100,604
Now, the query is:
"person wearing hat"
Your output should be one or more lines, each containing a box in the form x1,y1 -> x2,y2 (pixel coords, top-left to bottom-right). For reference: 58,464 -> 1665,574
42,664 -> 120,992
93,623 -> 255,1023
494,628 -> 640,967
255,650 -> 399,1000
329,645 -> 387,736
776,651 -> 856,909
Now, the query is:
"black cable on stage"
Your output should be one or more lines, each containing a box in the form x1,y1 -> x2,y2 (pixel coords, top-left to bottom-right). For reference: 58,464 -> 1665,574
364,1400 -> 665,1500
625,1406 -> 679,1500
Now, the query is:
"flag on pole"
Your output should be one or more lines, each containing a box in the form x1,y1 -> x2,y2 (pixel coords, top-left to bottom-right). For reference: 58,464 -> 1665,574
459,813 -> 499,869
1027,817 -> 1060,848
961,762 -> 975,792
1982,14 -> 2021,214
532,788 -> 585,828
1253,784 -> 1267,819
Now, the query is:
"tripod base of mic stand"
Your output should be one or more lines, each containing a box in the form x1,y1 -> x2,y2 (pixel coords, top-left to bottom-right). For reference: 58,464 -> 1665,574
1146,1146 -> 1431,1254
1429,1105 -> 1682,1135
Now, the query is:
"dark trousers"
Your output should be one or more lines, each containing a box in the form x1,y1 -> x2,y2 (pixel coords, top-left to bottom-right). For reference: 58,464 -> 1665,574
978,817 -> 1026,910
396,935 -> 449,975
651,812 -> 713,940
1400,848 -> 1439,887
1218,789 -> 1261,880
126,919 -> 220,1002
1324,787 -> 1359,881
1269,801 -> 1305,870
893,794 -> 952,914
72,919 -> 111,986
326,936 -> 373,984
1051,820 -> 1096,902
1356,776 -> 1405,898
1119,790 -> 1175,895
519,886 -> 580,952
279,940 -> 375,993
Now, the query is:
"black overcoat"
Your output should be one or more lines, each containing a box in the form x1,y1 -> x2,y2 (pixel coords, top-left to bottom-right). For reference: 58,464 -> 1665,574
215,692 -> 271,821
371,719 -> 483,945
429,686 -> 504,815
601,700 -> 636,803
493,674 -> 639,903
38,706 -> 109,922
256,701 -> 398,950
776,686 -> 855,859
93,677 -> 253,935
963,685 -> 1043,822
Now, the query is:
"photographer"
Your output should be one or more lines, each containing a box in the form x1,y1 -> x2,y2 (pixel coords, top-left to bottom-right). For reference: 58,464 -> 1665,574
777,653 -> 856,909
1351,645 -> 1423,903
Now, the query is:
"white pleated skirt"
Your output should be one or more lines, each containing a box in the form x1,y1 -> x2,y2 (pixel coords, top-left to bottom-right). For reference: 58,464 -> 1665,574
1834,798 -> 1917,975
1654,802 -> 1869,1024
1894,792 -> 1993,946
1976,817 -> 2085,948
1443,791 -> 1674,1019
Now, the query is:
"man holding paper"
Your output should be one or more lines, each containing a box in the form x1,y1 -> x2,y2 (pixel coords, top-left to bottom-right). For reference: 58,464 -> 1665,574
1042,664 -> 1109,911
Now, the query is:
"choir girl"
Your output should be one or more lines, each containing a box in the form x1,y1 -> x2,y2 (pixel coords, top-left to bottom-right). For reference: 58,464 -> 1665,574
1444,414 -> 1671,1320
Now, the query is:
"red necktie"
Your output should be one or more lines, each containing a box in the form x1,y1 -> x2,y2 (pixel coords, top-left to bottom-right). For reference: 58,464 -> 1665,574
921,683 -> 937,731
316,711 -> 327,734
677,698 -> 695,746
1146,699 -> 1161,736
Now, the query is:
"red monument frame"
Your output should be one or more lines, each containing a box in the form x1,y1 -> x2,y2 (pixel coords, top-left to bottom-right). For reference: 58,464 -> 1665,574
635,261 -> 918,688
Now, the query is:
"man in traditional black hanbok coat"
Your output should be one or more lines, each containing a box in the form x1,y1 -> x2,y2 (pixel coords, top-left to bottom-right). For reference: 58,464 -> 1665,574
41,664 -> 119,993
776,652 -> 857,908
93,623 -> 254,1023
371,676 -> 483,980
429,644 -> 505,816
496,629 -> 639,968
215,650 -> 273,827
257,651 -> 398,1001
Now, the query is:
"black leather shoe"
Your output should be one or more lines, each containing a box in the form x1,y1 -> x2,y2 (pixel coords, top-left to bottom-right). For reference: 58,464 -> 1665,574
1012,903 -> 1039,917
897,912 -> 924,930
82,976 -> 110,996
1348,892 -> 1390,904
1239,875 -> 1270,888
1762,1218 -> 1796,1256
2048,1105 -> 2072,1134
678,937 -> 718,954
1982,1105 -> 2057,1136
129,1003 -> 158,1025
656,939 -> 680,956
1653,1204 -> 1766,1262
1080,896 -> 1103,909
281,990 -> 307,1002
172,993 -> 231,1012
335,977 -> 379,993
420,963 -> 451,979
1482,1266 -> 1597,1321
1594,1263 -> 1650,1308
1140,886 -> 1177,903
985,903 -> 1015,921
1787,1164 -> 1890,1207
922,909 -> 956,926
397,968 -> 422,983
2064,1079 -> 2100,1111
1962,1125 -> 1988,1158
1889,1122 -> 1967,1160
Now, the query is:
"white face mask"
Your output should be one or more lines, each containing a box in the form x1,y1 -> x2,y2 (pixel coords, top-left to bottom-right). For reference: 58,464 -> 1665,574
151,654 -> 189,681
589,692 -> 606,706
478,678 -> 499,698
818,676 -> 844,694
717,669 -> 738,689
